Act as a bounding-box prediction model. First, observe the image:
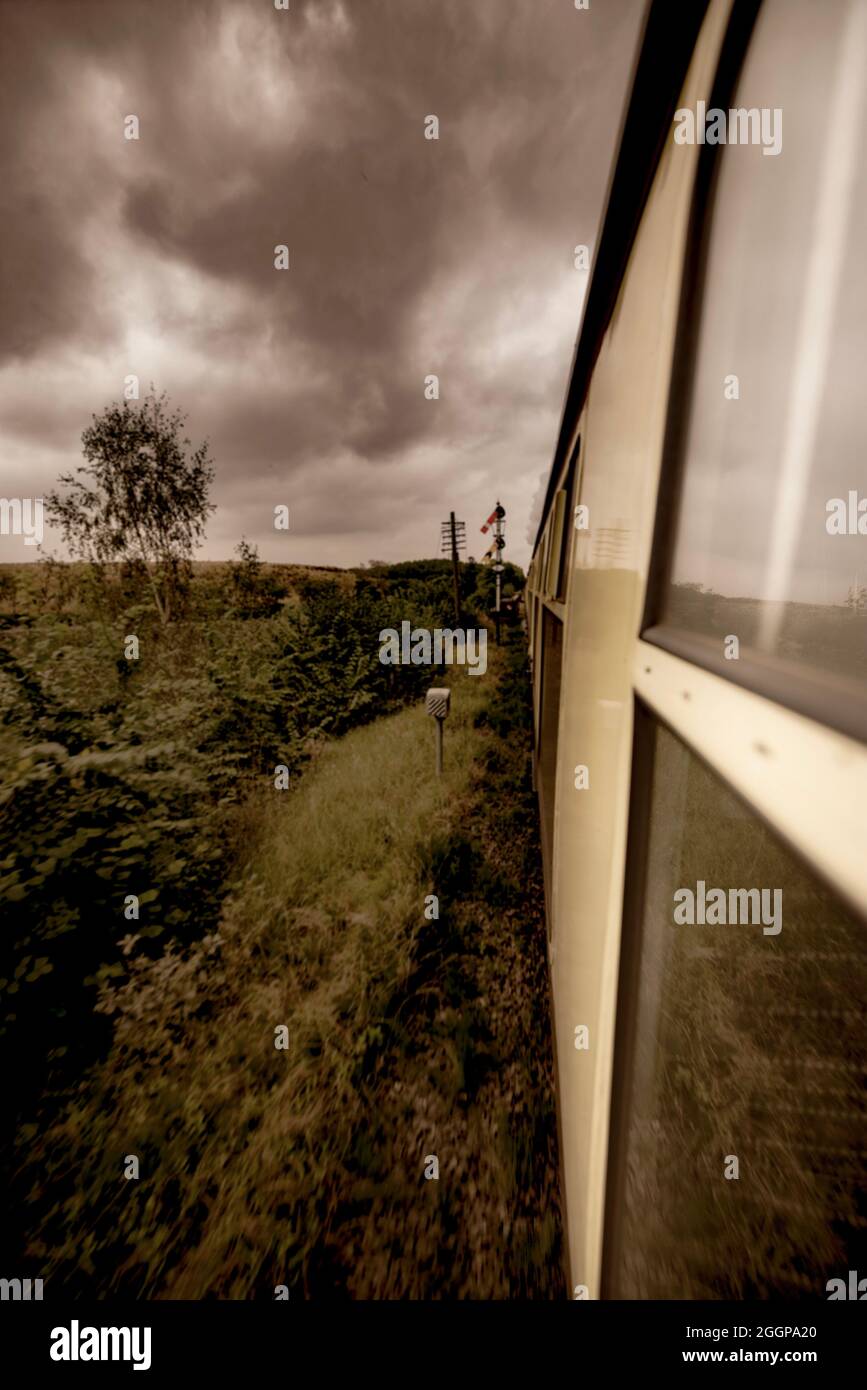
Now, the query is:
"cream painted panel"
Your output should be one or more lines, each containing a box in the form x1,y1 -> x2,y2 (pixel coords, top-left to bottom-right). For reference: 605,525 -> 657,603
547,0 -> 735,1295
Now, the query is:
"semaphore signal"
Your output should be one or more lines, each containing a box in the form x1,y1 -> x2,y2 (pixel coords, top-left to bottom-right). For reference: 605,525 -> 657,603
479,501 -> 506,643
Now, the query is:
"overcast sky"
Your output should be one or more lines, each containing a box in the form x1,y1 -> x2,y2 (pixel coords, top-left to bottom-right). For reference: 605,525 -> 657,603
0,0 -> 644,570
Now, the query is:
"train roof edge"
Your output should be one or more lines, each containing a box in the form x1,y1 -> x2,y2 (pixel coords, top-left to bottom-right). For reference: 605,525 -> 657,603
533,0 -> 712,552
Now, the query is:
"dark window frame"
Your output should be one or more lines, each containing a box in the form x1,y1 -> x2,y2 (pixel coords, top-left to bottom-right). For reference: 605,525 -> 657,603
555,434 -> 582,602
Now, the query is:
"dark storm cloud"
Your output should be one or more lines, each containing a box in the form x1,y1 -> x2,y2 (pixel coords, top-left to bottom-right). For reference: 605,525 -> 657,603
0,0 -> 643,564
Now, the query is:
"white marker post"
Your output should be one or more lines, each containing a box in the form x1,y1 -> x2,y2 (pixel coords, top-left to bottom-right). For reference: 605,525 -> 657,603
425,687 -> 451,776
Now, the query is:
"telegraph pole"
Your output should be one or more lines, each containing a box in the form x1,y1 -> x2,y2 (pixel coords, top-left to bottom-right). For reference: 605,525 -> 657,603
492,501 -> 505,645
440,512 -> 465,625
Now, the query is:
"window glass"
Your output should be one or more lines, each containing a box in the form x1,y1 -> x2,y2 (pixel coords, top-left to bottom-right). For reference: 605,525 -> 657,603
606,718 -> 866,1298
546,490 -> 567,599
537,609 -> 563,897
660,0 -> 867,691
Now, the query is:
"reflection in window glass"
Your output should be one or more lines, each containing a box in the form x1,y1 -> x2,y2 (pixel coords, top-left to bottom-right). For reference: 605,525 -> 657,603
662,0 -> 867,688
607,720 -> 866,1299
537,609 -> 563,894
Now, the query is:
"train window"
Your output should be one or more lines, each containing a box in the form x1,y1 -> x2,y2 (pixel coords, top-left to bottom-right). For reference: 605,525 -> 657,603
604,714 -> 866,1299
545,490 -> 567,599
537,609 -> 564,901
538,527 -> 551,600
657,0 -> 867,700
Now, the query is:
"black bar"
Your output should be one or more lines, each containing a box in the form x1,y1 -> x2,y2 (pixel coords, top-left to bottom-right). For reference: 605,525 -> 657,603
3,1299 -> 862,1377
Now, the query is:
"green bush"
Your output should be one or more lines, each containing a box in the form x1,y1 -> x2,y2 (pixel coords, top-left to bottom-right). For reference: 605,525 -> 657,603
0,561 -> 471,1136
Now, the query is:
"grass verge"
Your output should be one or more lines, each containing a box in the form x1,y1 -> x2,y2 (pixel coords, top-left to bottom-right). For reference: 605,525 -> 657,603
15,628 -> 564,1298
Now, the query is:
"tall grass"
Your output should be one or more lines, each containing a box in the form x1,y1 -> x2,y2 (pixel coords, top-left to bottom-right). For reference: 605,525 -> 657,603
16,665 -> 510,1297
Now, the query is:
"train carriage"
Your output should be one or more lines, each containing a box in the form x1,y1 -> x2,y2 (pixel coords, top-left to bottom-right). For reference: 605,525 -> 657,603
527,0 -> 867,1299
